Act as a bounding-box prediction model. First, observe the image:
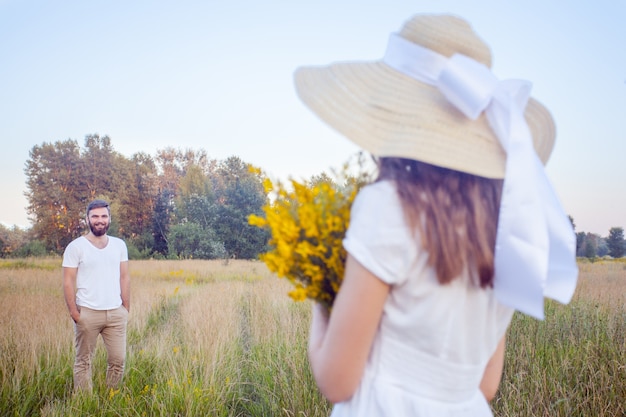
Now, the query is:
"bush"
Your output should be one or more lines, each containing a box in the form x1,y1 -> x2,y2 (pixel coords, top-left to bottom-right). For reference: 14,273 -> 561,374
168,222 -> 227,259
126,242 -> 152,260
14,240 -> 48,257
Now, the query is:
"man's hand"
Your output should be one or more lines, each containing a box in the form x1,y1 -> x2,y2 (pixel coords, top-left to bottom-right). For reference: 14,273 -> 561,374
70,306 -> 81,323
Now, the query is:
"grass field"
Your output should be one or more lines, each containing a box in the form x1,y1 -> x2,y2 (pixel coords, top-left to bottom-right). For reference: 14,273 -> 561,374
0,258 -> 624,416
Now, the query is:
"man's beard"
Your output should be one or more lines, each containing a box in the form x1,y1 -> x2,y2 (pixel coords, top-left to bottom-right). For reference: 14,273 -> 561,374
89,221 -> 110,237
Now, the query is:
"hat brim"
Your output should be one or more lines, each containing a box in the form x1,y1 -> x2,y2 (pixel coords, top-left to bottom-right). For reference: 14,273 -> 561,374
294,61 -> 555,179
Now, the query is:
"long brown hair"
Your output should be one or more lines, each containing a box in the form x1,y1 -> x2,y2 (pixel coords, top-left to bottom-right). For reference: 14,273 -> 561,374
377,157 -> 503,288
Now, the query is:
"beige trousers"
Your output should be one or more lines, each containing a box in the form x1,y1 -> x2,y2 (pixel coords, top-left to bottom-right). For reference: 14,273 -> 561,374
73,306 -> 128,392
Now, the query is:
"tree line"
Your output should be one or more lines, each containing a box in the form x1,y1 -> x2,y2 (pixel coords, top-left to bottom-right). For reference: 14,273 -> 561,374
0,134 -> 268,259
575,225 -> 625,260
0,134 -> 624,260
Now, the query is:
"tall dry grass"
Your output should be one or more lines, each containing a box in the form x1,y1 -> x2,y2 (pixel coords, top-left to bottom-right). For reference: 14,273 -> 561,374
0,258 -> 623,416
0,258 -> 329,416
493,260 -> 625,416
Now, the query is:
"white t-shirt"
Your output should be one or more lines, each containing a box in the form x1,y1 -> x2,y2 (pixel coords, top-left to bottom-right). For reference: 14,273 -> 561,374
62,235 -> 129,310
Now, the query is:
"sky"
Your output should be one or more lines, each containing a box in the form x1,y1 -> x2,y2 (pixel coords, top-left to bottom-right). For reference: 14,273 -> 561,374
1,0 -> 624,236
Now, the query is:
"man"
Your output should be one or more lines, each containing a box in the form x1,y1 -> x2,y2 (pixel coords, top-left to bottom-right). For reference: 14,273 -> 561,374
62,199 -> 130,393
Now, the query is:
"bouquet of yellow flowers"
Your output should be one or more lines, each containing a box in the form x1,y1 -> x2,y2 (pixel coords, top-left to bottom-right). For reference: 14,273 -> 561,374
248,155 -> 372,311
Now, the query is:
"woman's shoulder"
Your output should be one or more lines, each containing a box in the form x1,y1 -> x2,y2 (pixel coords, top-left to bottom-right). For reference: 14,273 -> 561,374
353,180 -> 401,214
351,180 -> 408,229
358,180 -> 397,199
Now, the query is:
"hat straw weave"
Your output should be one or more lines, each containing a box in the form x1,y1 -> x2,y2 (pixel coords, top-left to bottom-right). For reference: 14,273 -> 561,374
294,14 -> 556,179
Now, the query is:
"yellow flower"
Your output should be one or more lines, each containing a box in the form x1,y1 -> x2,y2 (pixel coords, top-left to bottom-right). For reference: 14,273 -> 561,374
248,214 -> 267,227
288,286 -> 308,302
294,240 -> 316,258
262,177 -> 273,194
248,153 -> 372,310
248,165 -> 262,175
109,387 -> 120,399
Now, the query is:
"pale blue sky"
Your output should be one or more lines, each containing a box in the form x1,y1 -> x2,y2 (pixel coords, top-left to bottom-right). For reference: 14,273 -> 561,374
1,0 -> 624,235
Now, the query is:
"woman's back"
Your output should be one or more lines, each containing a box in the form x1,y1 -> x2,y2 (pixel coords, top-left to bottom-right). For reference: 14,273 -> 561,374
334,180 -> 513,415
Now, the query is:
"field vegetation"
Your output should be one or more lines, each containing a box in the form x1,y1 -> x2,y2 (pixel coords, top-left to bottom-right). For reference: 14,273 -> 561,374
0,258 -> 623,416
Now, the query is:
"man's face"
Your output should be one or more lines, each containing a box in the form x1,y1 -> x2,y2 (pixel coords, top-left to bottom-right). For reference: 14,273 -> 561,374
87,207 -> 110,237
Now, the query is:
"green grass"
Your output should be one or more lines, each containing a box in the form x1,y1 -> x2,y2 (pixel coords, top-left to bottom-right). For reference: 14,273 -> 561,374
0,258 -> 59,271
0,258 -> 623,416
493,261 -> 626,417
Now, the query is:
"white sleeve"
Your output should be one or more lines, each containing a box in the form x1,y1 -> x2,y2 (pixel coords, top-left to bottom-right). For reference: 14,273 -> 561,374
119,239 -> 129,262
342,182 -> 419,286
62,240 -> 81,268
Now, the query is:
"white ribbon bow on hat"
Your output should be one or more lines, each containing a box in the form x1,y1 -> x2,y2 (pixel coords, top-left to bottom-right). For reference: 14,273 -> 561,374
384,34 -> 578,319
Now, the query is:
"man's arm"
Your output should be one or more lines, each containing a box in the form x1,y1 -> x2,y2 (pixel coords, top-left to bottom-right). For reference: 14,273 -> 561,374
120,261 -> 130,312
63,267 -> 80,322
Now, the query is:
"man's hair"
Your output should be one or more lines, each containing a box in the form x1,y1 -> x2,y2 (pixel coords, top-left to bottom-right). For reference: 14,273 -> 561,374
86,199 -> 110,217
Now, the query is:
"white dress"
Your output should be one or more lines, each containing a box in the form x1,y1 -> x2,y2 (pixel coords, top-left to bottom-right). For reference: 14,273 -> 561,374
333,181 -> 514,417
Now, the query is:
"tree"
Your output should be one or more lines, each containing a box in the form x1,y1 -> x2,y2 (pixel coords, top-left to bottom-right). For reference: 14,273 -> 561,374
0,224 -> 31,257
607,227 -> 625,258
152,188 -> 174,257
82,134 -> 118,198
211,156 -> 268,258
176,164 -> 215,227
576,232 -> 586,256
154,147 -> 214,196
25,135 -> 145,253
168,222 -> 226,259
582,233 -> 599,259
23,138 -> 285,258
151,147 -> 208,256
116,152 -> 158,248
15,240 -> 48,257
596,237 -> 608,257
568,215 -> 575,230
24,139 -> 88,252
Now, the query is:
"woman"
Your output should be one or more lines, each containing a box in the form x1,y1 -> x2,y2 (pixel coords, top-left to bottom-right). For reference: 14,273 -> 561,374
294,13 -> 578,416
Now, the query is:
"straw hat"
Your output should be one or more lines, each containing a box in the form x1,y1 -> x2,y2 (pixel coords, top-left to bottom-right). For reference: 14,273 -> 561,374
294,14 -> 556,179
